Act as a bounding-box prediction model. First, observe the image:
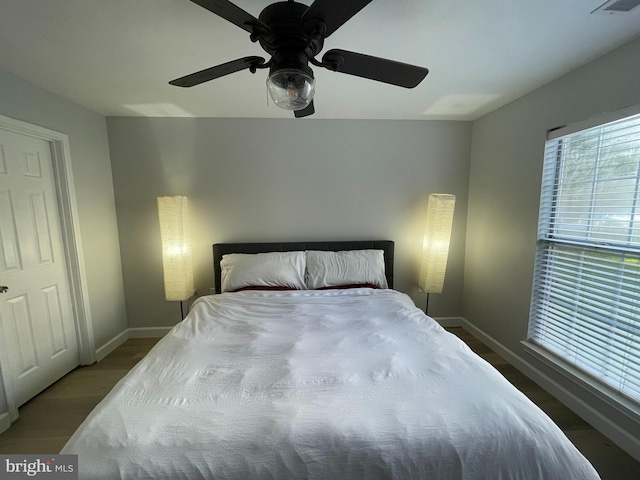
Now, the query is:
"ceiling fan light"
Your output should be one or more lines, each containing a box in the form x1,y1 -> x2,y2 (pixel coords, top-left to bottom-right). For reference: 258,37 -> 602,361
266,69 -> 315,110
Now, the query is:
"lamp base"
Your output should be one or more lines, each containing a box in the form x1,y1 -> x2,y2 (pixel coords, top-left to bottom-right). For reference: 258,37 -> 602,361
425,292 -> 430,316
178,291 -> 197,321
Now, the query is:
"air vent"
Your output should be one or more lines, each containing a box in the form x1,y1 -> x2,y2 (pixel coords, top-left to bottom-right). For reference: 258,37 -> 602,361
591,0 -> 640,14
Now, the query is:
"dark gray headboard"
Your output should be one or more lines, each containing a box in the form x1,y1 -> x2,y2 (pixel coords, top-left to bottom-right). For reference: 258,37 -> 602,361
212,240 -> 394,294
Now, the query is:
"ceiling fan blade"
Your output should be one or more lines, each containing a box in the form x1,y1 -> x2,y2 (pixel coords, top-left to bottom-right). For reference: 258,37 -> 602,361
302,0 -> 372,37
294,101 -> 315,118
189,0 -> 267,34
169,56 -> 265,87
322,49 -> 428,88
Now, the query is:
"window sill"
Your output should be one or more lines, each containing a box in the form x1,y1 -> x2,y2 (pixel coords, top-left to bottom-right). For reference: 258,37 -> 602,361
521,340 -> 640,423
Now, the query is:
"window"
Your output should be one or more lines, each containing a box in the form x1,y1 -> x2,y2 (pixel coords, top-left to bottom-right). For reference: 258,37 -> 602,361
529,106 -> 640,405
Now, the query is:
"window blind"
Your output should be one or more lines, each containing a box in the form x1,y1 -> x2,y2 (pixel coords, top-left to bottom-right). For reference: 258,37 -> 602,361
529,109 -> 640,403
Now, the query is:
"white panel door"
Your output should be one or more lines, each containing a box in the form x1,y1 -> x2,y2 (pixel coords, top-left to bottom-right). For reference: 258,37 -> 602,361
0,128 -> 79,407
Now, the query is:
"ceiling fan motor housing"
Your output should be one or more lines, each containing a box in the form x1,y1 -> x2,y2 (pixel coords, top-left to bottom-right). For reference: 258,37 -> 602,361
257,1 -> 324,77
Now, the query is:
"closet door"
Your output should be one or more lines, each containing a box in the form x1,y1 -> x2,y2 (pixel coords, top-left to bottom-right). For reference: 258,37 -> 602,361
0,128 -> 79,407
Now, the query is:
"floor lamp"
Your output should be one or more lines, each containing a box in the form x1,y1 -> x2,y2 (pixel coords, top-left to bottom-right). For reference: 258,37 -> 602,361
157,195 -> 195,319
418,194 -> 455,315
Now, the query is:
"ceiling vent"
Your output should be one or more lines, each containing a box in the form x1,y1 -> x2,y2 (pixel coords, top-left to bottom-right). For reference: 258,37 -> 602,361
591,0 -> 640,14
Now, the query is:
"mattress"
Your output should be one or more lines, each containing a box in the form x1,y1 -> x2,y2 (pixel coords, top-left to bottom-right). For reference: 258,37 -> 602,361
61,289 -> 600,479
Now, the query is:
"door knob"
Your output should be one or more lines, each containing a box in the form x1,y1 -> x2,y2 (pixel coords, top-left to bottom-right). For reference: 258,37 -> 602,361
0,286 -> 8,293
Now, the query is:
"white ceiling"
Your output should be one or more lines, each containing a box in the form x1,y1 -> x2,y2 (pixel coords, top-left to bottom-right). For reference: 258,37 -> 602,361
1,0 -> 639,120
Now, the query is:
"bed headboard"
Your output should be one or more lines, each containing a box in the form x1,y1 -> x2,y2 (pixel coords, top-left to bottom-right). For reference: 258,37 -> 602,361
212,240 -> 394,294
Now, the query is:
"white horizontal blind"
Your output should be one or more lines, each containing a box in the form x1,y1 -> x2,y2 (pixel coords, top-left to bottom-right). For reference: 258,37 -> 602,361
529,110 -> 640,403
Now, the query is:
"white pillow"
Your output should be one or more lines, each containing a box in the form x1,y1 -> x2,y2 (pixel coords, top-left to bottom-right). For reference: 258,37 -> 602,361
305,249 -> 388,290
220,251 -> 306,293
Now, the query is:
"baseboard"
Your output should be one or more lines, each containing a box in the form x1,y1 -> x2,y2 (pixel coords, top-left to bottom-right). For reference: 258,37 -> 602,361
433,316 -> 464,327
95,329 -> 130,362
0,412 -> 10,435
128,327 -> 173,338
460,318 -> 640,463
95,327 -> 171,362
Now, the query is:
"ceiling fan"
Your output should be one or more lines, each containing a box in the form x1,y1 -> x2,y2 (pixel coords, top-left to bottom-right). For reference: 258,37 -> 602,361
169,0 -> 429,118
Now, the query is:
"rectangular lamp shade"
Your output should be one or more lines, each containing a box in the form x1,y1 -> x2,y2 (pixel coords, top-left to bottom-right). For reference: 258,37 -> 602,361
418,194 -> 456,294
157,196 -> 195,301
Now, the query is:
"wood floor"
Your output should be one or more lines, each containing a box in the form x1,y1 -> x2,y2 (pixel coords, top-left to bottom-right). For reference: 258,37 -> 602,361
1,327 -> 640,479
0,337 -> 160,454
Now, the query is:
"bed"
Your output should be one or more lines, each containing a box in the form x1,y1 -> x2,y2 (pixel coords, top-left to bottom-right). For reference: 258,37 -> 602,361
61,240 -> 600,479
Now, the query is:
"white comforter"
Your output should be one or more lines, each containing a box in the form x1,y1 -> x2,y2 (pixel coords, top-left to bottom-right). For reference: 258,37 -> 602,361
62,289 -> 600,479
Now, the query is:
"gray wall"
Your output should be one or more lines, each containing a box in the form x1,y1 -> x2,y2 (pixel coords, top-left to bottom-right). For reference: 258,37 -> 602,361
464,37 -> 640,446
0,69 -> 128,416
107,118 -> 471,328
